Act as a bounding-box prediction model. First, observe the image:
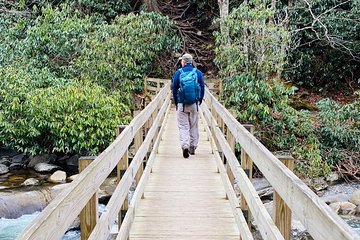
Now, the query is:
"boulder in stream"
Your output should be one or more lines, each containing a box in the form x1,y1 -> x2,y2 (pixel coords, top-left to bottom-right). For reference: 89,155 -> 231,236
27,154 -> 57,168
21,178 -> 40,187
0,184 -> 68,218
48,171 -> 66,184
350,189 -> 360,206
34,163 -> 61,173
0,158 -> 11,167
0,164 -> 9,175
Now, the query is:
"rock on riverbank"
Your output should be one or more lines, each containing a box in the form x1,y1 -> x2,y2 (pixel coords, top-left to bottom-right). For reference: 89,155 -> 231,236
0,176 -> 118,219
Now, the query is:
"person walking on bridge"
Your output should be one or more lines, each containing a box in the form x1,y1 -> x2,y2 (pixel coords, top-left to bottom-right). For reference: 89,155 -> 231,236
172,53 -> 205,158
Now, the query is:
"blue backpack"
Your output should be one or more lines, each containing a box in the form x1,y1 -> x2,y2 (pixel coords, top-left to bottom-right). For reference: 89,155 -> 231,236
178,68 -> 201,105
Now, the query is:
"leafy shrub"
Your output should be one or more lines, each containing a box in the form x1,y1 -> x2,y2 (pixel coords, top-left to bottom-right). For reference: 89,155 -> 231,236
72,11 -> 181,94
0,14 -> 30,66
22,4 -> 94,75
77,0 -> 131,20
0,65 -> 68,154
0,5 -> 179,156
28,82 -> 131,155
0,66 -> 130,155
215,2 -> 331,178
316,97 -> 360,152
315,96 -> 359,177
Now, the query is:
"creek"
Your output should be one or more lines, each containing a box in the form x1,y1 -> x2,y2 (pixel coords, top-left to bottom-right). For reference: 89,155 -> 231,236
1,212 -> 359,239
345,218 -> 360,235
0,212 -> 80,240
0,174 -> 358,239
0,204 -> 119,240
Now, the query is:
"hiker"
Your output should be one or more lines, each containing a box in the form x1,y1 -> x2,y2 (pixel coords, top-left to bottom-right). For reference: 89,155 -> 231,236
172,53 -> 205,158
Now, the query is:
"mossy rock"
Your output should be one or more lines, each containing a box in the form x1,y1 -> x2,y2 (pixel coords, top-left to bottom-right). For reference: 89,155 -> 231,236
289,98 -> 318,111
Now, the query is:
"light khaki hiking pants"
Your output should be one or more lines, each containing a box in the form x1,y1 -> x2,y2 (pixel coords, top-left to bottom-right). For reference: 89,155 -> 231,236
176,103 -> 199,150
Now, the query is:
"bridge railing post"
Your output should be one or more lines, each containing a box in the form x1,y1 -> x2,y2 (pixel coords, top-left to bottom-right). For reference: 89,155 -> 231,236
226,127 -> 235,188
144,77 -> 148,96
274,155 -> 295,240
78,156 -> 98,240
134,127 -> 144,190
156,78 -> 160,94
218,113 -> 225,164
240,124 -> 254,227
144,118 -> 151,162
219,101 -> 235,188
115,125 -> 129,230
210,100 -> 220,156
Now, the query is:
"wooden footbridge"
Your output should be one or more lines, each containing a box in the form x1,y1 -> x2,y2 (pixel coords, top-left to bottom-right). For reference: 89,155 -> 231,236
17,80 -> 359,240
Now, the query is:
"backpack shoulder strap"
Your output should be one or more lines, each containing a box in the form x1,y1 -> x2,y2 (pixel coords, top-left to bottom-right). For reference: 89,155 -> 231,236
192,68 -> 198,81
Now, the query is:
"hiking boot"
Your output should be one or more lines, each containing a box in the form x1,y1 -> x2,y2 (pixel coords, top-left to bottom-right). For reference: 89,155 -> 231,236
182,148 -> 189,158
189,146 -> 196,155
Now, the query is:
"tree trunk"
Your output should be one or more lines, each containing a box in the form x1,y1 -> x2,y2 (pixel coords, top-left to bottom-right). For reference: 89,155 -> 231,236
217,0 -> 229,95
143,0 -> 160,12
217,0 -> 229,34
271,0 -> 276,10
276,0 -> 292,79
243,1 -> 249,71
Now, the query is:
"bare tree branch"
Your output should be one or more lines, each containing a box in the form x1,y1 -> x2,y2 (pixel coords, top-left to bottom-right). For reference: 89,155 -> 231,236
0,7 -> 30,17
292,0 -> 360,61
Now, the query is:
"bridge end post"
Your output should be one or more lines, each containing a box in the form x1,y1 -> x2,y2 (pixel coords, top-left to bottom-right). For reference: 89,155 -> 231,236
79,156 -> 98,240
274,155 -> 295,240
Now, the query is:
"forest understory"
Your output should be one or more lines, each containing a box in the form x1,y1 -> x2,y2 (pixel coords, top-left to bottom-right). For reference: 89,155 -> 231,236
0,0 -> 359,181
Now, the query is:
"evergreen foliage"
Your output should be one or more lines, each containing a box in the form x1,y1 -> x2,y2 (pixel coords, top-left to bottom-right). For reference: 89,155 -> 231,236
215,1 -> 331,177
285,0 -> 360,88
0,0 -> 358,179
0,67 -> 129,155
77,0 -> 131,19
317,96 -> 360,156
72,12 -> 181,93
0,2 -> 180,155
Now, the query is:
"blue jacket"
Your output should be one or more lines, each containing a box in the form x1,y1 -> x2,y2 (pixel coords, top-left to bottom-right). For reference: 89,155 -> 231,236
172,64 -> 205,106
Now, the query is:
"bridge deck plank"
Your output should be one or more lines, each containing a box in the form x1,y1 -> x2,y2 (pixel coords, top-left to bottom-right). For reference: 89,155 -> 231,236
129,109 -> 240,240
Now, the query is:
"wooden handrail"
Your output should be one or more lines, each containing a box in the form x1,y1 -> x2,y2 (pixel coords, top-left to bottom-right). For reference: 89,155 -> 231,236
88,90 -> 171,239
16,82 -> 171,240
201,101 -> 284,240
116,95 -> 171,240
199,108 -> 254,240
16,82 -> 358,240
203,89 -> 360,240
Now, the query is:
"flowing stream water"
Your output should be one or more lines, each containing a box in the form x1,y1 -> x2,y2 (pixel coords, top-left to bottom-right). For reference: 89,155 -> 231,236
0,178 -> 358,239
1,212 -> 359,239
345,218 -> 360,235
0,212 -> 80,240
0,204 -> 119,240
